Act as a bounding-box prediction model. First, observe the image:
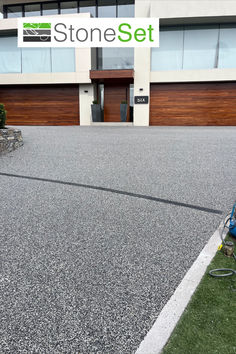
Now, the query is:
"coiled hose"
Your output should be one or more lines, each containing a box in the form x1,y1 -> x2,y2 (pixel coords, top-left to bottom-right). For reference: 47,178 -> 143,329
209,214 -> 236,278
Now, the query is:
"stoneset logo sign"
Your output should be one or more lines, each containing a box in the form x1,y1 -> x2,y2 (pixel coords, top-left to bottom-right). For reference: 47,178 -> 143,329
18,18 -> 159,48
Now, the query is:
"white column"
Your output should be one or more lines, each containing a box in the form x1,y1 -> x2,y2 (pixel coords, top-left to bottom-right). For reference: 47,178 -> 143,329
79,84 -> 95,126
133,0 -> 151,126
133,47 -> 151,126
76,43 -> 96,125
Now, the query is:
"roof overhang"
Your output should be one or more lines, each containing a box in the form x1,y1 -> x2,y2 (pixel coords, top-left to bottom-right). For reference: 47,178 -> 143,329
90,69 -> 134,81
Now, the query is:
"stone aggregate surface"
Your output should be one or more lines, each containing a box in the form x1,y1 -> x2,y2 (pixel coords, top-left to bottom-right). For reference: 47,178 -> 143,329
0,128 -> 23,153
0,126 -> 235,353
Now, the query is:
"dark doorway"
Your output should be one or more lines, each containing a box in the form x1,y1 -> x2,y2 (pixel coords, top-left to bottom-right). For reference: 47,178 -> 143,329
104,81 -> 129,122
98,81 -> 133,122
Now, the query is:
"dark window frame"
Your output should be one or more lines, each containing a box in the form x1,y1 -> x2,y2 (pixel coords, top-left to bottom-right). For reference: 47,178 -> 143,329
60,1 -> 79,14
41,1 -> 60,15
3,0 -> 134,18
4,4 -> 24,18
23,3 -> 42,16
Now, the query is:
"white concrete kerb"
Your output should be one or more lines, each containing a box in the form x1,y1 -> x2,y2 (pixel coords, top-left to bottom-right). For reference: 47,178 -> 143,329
135,222 -> 224,354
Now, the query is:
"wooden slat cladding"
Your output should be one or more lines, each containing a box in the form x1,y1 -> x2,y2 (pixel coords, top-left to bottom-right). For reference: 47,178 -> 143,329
104,82 -> 130,122
0,85 -> 79,126
90,69 -> 134,80
150,82 -> 236,126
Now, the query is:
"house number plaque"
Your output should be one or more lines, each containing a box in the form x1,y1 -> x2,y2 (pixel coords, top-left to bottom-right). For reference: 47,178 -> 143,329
134,96 -> 149,104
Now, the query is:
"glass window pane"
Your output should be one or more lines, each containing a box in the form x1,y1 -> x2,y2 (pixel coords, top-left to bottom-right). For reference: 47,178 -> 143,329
218,24 -> 236,68
98,84 -> 104,109
129,84 -> 134,106
151,26 -> 184,71
98,48 -> 134,69
22,48 -> 51,73
61,1 -> 78,14
51,48 -> 75,72
98,0 -> 116,18
129,84 -> 134,122
0,36 -> 21,73
7,5 -> 22,18
118,0 -> 134,18
183,25 -> 219,70
42,2 -> 59,16
79,0 -> 96,17
25,4 -> 41,17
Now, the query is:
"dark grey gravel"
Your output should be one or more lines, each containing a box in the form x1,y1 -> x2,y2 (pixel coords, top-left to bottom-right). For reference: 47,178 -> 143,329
0,126 -> 235,353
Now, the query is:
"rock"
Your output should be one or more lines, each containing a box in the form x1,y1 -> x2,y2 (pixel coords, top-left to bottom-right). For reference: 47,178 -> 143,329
0,128 -> 24,153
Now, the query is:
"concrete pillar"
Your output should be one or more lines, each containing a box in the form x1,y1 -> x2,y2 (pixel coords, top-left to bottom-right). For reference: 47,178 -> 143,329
76,42 -> 96,125
75,48 -> 92,82
133,47 -> 151,126
133,0 -> 151,126
79,84 -> 95,125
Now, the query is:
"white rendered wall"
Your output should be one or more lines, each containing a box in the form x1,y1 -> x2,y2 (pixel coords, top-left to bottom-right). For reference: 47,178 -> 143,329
150,0 -> 236,19
150,68 -> 236,83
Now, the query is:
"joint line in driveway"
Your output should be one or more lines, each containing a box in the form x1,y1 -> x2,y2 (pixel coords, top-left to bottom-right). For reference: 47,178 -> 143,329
0,172 -> 223,215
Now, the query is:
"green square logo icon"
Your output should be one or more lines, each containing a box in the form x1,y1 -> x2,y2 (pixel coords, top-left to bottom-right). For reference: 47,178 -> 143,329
23,23 -> 51,42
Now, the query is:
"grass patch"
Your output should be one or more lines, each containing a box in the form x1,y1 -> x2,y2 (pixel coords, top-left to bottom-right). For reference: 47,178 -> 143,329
163,235 -> 236,354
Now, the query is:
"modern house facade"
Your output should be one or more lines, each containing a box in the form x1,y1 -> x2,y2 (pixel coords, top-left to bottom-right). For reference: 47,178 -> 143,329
1,0 -> 236,126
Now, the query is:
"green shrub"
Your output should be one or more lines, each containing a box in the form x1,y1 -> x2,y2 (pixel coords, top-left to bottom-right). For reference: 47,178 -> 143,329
92,100 -> 98,104
0,103 -> 7,129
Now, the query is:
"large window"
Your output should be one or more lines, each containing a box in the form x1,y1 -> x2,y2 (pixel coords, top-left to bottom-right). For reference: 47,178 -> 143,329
79,0 -> 96,17
42,2 -> 59,15
152,26 -> 184,71
25,4 -> 41,17
117,0 -> 134,17
218,24 -> 236,68
98,0 -> 116,17
4,0 -> 134,18
22,48 -> 51,73
183,25 -> 219,70
152,24 -> 236,71
51,48 -> 75,72
5,5 -> 22,18
98,48 -> 134,70
0,36 -> 21,73
60,1 -> 78,14
0,36 -> 75,74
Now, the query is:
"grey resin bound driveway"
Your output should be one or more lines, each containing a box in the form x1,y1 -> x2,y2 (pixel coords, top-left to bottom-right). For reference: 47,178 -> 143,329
1,126 -> 235,353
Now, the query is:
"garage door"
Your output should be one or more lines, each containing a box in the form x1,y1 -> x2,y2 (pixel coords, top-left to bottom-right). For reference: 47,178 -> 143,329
0,85 -> 79,126
150,82 -> 236,126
